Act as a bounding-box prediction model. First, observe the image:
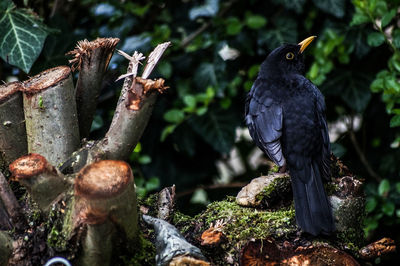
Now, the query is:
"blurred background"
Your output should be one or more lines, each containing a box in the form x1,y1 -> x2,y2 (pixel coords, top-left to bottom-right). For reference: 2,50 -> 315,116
1,0 -> 400,255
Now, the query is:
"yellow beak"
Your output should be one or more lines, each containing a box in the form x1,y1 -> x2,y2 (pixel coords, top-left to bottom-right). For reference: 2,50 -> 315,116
298,36 -> 317,53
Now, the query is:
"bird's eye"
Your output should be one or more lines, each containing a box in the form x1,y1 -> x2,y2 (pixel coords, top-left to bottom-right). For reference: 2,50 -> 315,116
286,52 -> 295,60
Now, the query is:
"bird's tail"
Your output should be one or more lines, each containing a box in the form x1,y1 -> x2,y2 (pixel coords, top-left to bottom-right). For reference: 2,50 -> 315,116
290,161 -> 335,236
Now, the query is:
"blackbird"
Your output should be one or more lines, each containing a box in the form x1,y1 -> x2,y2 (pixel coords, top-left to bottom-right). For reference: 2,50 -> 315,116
245,36 -> 335,236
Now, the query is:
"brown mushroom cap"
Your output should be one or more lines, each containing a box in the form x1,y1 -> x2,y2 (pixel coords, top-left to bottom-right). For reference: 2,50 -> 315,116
75,160 -> 133,199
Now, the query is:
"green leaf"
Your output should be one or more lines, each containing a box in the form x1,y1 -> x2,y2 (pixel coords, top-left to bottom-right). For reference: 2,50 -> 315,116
248,64 -> 260,79
382,201 -> 395,216
389,115 -> 400,127
393,29 -> 400,49
259,17 -> 297,50
145,177 -> 160,191
271,0 -> 306,13
396,182 -> 400,193
0,1 -> 55,73
183,95 -> 197,110
226,17 -> 242,35
138,155 -> 151,164
188,107 -> 239,153
160,124 -> 177,141
367,32 -> 385,47
194,63 -> 218,89
163,109 -> 185,123
312,0 -> 345,18
350,11 -> 370,26
378,179 -> 390,196
245,14 -> 267,29
366,197 -> 378,213
158,61 -> 172,78
370,78 -> 384,92
196,106 -> 208,116
381,9 -> 396,27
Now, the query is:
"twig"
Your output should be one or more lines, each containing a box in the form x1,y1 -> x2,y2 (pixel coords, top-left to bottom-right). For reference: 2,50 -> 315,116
347,116 -> 382,182
180,1 -> 236,48
141,42 -> 171,79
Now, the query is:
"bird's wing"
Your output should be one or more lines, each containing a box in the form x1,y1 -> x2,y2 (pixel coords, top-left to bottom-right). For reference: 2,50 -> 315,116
245,80 -> 285,167
311,82 -> 331,181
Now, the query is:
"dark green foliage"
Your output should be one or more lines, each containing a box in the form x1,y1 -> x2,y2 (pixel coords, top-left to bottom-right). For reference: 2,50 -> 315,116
1,0 -> 400,250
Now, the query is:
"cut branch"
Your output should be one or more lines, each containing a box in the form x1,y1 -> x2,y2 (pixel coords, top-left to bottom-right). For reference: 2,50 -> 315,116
88,78 -> 167,162
0,81 -> 27,168
23,66 -> 80,166
9,153 -> 69,212
67,38 -> 120,139
74,160 -> 138,241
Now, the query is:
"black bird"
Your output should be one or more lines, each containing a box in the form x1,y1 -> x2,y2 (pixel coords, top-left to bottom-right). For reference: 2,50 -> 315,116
245,36 -> 335,236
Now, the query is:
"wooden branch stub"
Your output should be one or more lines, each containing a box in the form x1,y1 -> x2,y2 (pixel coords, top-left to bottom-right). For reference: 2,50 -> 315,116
75,160 -> 132,199
74,160 -> 138,241
67,37 -> 120,139
0,81 -> 21,103
0,81 -> 27,167
9,153 -> 69,212
23,66 -> 80,166
359,237 -> 396,260
66,38 -> 120,72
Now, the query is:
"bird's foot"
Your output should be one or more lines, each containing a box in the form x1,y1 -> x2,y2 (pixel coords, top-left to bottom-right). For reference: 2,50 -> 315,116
278,164 -> 288,174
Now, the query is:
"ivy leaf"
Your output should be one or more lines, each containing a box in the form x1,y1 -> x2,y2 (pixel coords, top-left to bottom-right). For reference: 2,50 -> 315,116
188,107 -> 239,153
271,0 -> 306,13
312,0 -> 345,18
194,63 -> 218,89
225,17 -> 242,35
367,32 -> 385,47
245,14 -> 267,29
393,29 -> 400,49
259,17 -> 297,51
189,0 -> 219,20
0,0 -> 55,73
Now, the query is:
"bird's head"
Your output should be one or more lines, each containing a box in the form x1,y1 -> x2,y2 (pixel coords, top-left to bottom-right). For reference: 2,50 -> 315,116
259,36 -> 316,77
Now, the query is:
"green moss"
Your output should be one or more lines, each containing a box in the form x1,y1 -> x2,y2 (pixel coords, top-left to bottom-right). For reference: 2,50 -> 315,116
196,196 -> 297,241
324,182 -> 339,196
120,233 -> 156,266
334,197 -> 365,248
172,211 -> 193,234
255,175 -> 292,205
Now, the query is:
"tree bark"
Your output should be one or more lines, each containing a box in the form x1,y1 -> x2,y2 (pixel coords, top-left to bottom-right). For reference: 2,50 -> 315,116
0,81 -> 27,169
23,66 -> 80,167
0,231 -> 12,266
0,171 -> 24,229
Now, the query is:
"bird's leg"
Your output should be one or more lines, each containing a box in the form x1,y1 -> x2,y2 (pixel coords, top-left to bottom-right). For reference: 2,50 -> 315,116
278,163 -> 288,173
